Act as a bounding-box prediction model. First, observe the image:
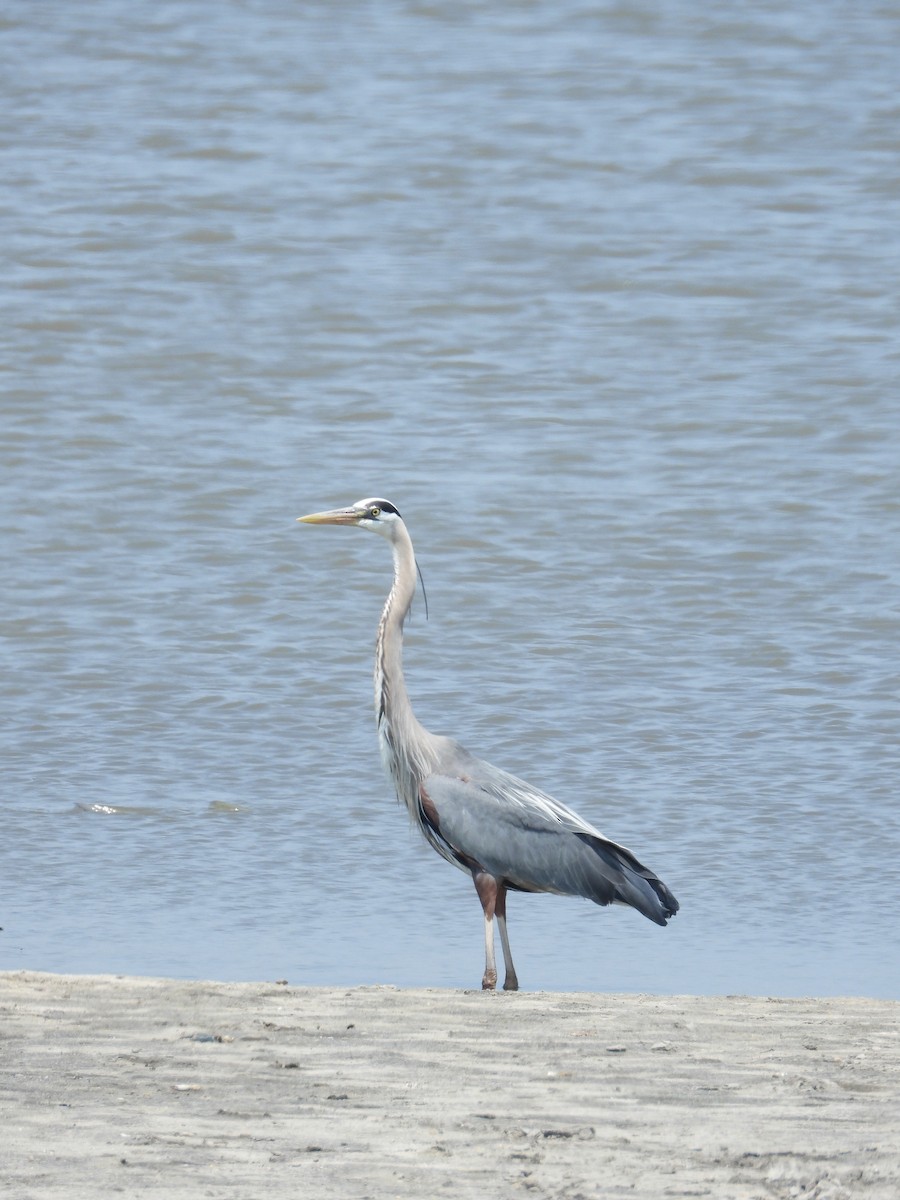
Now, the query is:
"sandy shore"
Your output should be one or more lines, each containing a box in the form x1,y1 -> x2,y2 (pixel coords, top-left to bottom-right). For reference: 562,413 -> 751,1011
1,972 -> 897,1199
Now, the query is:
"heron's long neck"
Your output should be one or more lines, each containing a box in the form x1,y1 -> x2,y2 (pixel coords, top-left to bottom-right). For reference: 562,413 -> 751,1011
375,524 -> 436,803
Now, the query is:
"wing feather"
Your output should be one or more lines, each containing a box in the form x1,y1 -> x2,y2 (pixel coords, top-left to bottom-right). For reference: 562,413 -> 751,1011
420,757 -> 677,925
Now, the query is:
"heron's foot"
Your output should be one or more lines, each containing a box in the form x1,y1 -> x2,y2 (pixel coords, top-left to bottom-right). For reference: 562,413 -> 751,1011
482,969 -> 497,990
503,974 -> 519,992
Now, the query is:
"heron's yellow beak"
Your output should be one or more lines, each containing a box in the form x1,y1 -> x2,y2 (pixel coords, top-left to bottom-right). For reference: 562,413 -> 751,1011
297,507 -> 361,526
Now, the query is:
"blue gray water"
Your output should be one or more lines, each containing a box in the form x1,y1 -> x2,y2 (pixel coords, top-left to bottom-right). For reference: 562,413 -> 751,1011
2,2 -> 898,998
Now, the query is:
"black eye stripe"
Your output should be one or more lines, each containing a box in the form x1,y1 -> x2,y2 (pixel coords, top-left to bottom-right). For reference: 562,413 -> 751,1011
364,500 -> 400,518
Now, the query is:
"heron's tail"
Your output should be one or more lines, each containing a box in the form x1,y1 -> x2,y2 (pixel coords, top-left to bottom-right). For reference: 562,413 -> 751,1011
577,834 -> 679,926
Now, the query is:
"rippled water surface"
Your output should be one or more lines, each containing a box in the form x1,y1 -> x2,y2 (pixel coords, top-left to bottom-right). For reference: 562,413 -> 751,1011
2,2 -> 898,997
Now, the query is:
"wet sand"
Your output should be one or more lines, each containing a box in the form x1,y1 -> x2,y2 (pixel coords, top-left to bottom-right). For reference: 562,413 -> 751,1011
2,971 -> 898,1198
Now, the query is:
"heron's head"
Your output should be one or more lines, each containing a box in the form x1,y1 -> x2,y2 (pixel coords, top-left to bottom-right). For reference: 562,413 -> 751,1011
298,497 -> 402,540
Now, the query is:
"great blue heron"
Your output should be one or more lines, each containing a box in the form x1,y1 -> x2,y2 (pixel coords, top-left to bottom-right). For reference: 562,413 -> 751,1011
299,497 -> 678,990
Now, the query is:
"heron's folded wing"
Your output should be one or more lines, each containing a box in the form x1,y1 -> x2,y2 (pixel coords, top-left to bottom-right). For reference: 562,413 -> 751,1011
420,770 -> 667,917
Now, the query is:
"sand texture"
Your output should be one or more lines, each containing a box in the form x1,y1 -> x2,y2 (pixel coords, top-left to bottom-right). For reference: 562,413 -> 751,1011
2,971 -> 898,1198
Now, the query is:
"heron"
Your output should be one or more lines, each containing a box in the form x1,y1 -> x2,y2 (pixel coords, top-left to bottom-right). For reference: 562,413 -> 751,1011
299,497 -> 678,991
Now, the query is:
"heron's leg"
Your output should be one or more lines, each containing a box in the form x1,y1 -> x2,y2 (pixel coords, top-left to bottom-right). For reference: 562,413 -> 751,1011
473,871 -> 498,990
495,885 -> 518,992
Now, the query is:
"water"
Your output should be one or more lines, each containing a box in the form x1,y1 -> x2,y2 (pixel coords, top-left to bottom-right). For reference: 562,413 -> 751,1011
1,1 -> 898,998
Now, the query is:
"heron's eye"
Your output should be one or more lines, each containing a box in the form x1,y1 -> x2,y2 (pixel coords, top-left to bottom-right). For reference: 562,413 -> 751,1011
369,506 -> 381,518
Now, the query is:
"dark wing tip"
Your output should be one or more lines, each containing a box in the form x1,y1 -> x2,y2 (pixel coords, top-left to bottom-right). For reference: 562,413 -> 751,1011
652,880 -> 679,922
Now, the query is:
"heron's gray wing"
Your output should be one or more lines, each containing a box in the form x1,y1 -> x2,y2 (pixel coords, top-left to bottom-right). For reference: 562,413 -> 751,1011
419,768 -> 677,925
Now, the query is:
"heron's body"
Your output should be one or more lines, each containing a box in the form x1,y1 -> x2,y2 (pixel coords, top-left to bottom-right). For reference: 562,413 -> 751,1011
300,498 -> 678,990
